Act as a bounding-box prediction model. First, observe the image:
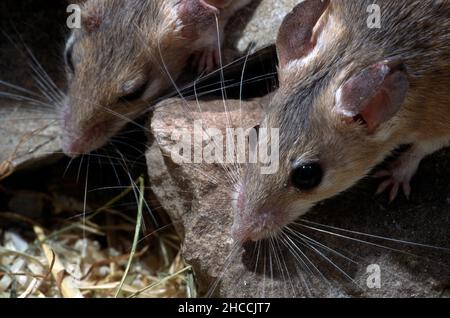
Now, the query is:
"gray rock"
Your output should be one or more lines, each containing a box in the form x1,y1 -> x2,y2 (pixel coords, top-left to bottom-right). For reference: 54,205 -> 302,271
0,100 -> 62,177
146,98 -> 450,297
225,0 -> 302,54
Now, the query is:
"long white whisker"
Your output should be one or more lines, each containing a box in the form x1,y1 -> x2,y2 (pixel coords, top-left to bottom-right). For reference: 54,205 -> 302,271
299,219 -> 450,252
0,80 -> 43,98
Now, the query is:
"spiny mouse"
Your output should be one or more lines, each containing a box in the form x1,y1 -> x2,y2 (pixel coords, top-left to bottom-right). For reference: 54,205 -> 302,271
232,0 -> 450,242
62,0 -> 251,157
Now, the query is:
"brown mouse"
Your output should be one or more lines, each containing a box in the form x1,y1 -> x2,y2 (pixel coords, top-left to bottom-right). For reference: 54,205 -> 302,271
232,0 -> 450,242
62,0 -> 251,157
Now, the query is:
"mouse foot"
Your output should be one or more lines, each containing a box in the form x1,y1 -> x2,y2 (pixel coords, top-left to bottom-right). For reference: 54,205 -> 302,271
374,147 -> 424,202
192,46 -> 221,75
375,174 -> 412,203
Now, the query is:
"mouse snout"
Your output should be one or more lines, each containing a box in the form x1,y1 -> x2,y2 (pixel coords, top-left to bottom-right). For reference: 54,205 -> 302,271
231,185 -> 312,243
62,120 -> 114,158
61,135 -> 83,159
231,208 -> 283,243
61,105 -> 116,158
231,186 -> 279,242
231,191 -> 285,243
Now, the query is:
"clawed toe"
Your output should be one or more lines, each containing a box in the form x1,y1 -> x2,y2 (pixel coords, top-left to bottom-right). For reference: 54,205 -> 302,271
375,175 -> 411,202
373,142 -> 439,203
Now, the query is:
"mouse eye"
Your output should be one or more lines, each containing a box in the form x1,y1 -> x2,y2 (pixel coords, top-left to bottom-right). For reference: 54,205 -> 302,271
291,162 -> 323,191
119,81 -> 148,102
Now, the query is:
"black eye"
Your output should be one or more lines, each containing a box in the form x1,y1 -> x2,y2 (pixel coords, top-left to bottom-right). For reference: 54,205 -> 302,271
119,81 -> 148,102
291,162 -> 323,191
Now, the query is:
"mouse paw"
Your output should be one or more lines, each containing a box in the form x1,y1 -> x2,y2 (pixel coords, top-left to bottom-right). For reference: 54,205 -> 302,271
375,174 -> 411,203
374,148 -> 424,202
193,46 -> 221,75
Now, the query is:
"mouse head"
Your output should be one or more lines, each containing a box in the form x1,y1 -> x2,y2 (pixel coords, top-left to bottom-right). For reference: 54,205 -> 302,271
62,0 -> 221,157
232,0 -> 409,242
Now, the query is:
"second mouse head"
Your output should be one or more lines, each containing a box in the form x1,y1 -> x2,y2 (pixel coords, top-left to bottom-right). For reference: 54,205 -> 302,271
62,0 -> 222,157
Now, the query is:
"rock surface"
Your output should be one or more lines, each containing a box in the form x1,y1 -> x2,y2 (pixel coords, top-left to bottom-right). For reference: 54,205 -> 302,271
225,0 -> 303,54
146,98 -> 450,297
0,101 -> 62,177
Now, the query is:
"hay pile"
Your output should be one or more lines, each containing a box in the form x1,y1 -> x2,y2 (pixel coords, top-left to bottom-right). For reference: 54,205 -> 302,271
0,177 -> 194,298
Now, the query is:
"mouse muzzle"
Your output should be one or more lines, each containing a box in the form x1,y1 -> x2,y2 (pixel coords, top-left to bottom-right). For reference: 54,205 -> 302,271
61,120 -> 113,158
231,180 -> 317,243
61,102 -> 125,158
231,188 -> 302,243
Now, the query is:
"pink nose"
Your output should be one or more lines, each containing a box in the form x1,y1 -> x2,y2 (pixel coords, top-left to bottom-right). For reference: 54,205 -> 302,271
62,130 -> 94,158
232,207 -> 283,243
62,139 -> 85,158
61,120 -> 110,157
231,223 -> 252,243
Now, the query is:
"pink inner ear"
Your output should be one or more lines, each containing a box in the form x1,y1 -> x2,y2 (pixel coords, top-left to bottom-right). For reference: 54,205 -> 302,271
360,90 -> 391,133
276,0 -> 330,67
336,60 -> 409,133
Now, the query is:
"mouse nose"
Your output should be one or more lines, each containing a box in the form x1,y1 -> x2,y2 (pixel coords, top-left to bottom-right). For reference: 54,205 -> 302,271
231,211 -> 277,243
61,126 -> 100,158
61,119 -> 112,157
231,223 -> 252,243
61,137 -> 85,158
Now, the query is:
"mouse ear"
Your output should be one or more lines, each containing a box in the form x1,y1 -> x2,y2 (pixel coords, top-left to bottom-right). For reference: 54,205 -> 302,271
277,0 -> 331,68
335,59 -> 409,134
81,9 -> 104,33
177,0 -> 220,39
